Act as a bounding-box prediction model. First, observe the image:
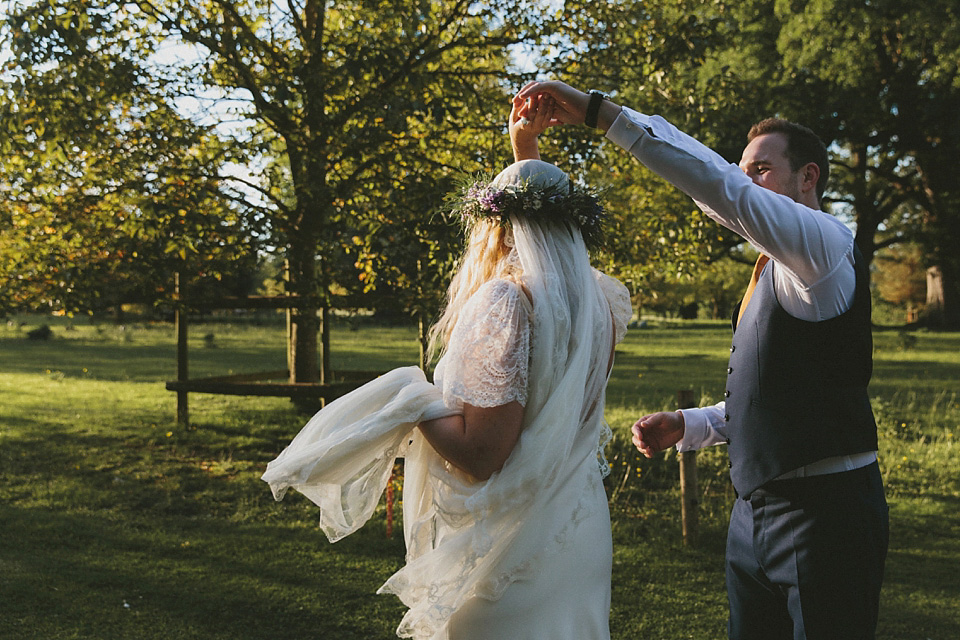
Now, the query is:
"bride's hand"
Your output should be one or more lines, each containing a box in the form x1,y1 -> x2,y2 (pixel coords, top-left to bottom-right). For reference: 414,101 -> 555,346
511,93 -> 554,133
510,93 -> 555,161
631,411 -> 685,458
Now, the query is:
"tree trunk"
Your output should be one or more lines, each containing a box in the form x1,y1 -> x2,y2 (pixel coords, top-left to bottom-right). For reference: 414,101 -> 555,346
925,264 -> 960,329
926,266 -> 944,323
289,306 -> 319,385
286,241 -> 323,412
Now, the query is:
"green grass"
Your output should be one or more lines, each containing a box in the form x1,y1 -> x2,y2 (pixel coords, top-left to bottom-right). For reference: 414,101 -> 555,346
1,316 -> 958,639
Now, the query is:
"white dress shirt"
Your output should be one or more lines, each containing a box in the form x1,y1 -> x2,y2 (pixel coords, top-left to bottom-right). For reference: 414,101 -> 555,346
606,107 -> 877,477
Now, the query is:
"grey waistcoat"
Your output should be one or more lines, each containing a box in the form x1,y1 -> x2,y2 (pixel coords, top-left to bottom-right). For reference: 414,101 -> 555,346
725,247 -> 878,497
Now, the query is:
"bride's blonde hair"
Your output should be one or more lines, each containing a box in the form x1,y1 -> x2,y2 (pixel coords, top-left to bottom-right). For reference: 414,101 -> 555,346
429,159 -> 597,363
428,219 -> 520,359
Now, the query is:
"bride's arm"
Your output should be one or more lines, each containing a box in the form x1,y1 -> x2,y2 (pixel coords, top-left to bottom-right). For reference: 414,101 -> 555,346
510,93 -> 555,162
425,279 -> 529,481
418,401 -> 524,481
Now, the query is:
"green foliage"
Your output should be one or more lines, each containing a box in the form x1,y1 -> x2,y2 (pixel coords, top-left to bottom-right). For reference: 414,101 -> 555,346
127,0 -> 550,294
530,0 -> 960,326
0,1 -> 261,316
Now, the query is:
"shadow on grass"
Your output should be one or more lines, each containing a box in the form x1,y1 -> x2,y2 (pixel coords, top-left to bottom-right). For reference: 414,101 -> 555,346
0,503 -> 406,640
871,358 -> 960,397
0,401 -> 408,639
0,336 -> 288,383
606,351 -> 728,412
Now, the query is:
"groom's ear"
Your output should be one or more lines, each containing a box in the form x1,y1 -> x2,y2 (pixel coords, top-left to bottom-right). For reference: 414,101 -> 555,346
800,162 -> 819,195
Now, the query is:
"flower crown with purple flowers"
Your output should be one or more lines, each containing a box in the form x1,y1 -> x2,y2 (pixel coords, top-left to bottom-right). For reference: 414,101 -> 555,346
443,173 -> 606,250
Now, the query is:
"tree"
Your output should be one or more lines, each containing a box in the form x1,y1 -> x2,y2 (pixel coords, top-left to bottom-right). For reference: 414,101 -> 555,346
549,0 -> 960,328
873,242 -> 926,323
657,0 -> 960,326
0,2 -> 259,318
4,0 -> 555,389
133,0 -> 559,385
774,0 -> 960,327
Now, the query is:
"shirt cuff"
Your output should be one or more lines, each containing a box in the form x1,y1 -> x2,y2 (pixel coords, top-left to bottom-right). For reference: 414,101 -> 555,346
676,408 -> 710,452
605,108 -> 648,150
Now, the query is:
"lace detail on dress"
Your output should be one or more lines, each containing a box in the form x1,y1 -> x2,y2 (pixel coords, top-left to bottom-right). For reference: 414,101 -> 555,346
596,420 -> 613,479
439,278 -> 531,409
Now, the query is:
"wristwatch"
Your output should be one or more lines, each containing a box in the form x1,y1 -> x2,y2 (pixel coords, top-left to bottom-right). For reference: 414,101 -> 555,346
584,90 -> 608,129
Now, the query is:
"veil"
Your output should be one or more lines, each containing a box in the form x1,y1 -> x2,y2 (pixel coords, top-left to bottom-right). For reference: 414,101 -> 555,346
379,160 -> 624,638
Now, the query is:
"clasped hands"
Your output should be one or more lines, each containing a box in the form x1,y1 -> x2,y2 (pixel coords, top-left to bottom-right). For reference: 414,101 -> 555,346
509,80 -> 598,160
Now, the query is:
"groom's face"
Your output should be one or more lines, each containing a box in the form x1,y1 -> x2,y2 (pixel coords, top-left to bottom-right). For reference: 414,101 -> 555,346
738,132 -> 805,205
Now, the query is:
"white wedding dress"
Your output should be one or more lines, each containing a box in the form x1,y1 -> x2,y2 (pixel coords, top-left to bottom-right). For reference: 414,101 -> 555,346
415,272 -> 628,640
263,160 -> 632,640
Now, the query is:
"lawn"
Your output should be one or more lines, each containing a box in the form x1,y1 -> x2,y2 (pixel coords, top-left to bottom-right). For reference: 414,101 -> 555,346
1,315 -> 957,639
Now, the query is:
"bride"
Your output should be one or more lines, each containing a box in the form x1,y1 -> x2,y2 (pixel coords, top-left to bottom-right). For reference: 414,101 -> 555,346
262,96 -> 631,639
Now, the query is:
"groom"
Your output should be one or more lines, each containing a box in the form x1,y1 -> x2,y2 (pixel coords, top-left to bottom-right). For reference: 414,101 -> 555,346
515,81 -> 888,639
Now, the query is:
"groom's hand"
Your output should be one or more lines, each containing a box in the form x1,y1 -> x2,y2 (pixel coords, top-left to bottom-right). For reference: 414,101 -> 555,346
515,80 -> 621,132
631,411 -> 685,458
516,80 -> 589,127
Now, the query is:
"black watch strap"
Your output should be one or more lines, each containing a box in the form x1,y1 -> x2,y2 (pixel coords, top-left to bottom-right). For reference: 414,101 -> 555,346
584,90 -> 607,128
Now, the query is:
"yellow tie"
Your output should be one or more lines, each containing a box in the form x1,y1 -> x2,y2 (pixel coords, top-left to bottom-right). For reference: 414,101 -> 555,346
737,254 -> 770,326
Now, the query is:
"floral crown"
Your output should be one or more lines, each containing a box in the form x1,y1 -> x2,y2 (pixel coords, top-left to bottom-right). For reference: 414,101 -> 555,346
443,172 -> 606,250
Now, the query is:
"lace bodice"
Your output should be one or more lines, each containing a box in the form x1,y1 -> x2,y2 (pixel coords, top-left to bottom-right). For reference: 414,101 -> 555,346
436,271 -> 631,416
435,278 -> 532,410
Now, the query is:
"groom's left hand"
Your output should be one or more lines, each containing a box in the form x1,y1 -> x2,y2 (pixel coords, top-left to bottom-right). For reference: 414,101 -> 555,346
631,411 -> 685,458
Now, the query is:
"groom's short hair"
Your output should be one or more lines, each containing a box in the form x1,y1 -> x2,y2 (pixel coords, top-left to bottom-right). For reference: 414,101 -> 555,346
748,118 -> 829,203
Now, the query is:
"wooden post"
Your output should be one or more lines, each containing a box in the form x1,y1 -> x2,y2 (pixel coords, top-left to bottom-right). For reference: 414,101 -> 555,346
284,260 -> 293,377
175,273 -> 189,427
677,389 -> 698,547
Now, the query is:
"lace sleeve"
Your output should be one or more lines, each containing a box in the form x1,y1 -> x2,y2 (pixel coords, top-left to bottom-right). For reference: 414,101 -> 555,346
594,270 -> 632,344
440,279 -> 531,409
